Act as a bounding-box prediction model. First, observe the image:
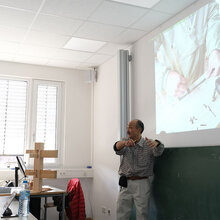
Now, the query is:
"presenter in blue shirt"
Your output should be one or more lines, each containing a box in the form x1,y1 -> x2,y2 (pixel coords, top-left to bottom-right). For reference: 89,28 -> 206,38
114,119 -> 164,220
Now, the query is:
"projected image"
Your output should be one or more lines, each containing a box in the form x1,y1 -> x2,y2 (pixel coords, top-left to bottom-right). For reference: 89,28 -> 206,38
154,0 -> 220,134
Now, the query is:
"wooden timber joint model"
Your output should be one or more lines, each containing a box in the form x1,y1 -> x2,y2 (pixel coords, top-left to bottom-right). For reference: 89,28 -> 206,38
25,143 -> 58,192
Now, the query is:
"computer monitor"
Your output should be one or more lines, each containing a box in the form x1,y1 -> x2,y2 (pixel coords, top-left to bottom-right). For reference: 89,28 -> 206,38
15,156 -> 26,186
16,156 -> 26,178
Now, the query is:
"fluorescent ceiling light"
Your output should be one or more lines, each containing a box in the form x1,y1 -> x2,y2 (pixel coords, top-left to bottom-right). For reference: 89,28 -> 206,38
63,37 -> 106,52
110,0 -> 160,8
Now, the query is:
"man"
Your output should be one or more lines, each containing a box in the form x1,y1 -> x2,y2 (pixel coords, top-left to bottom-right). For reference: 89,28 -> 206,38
114,119 -> 164,220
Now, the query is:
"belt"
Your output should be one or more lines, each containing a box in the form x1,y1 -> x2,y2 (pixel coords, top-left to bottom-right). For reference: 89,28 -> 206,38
127,176 -> 148,180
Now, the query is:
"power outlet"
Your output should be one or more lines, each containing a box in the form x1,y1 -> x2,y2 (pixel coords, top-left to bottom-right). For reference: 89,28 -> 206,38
57,170 -> 66,178
107,209 -> 111,216
101,206 -> 107,214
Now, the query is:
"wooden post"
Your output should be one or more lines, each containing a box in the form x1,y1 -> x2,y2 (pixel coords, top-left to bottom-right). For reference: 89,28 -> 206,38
33,143 -> 43,192
25,143 -> 58,192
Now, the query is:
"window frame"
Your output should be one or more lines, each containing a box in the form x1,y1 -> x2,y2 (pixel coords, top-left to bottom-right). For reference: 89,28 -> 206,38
0,77 -> 64,169
29,79 -> 63,168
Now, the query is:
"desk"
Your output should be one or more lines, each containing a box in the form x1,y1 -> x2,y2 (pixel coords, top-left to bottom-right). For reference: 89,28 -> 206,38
0,196 -> 37,220
29,186 -> 66,220
0,186 -> 66,220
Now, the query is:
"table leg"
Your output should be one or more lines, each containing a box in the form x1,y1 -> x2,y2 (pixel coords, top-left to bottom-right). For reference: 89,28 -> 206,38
62,193 -> 65,220
44,197 -> 47,220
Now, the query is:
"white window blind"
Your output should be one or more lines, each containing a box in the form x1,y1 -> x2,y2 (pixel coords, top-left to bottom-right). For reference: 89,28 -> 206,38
0,79 -> 27,155
35,85 -> 58,150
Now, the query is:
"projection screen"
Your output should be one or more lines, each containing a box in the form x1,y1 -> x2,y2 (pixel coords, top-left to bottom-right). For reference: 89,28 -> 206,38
154,0 -> 220,135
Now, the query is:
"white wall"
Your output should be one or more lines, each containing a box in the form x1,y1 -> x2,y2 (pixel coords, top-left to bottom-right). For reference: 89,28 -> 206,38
0,60 -> 91,168
92,56 -> 120,220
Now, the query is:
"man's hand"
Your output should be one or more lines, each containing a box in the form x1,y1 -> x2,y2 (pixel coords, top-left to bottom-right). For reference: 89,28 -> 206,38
166,71 -> 188,97
145,137 -> 159,148
208,49 -> 220,78
116,139 -> 135,150
124,139 -> 135,147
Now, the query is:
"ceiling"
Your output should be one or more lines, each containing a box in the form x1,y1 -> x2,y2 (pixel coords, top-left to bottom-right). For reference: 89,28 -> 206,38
0,0 -> 197,70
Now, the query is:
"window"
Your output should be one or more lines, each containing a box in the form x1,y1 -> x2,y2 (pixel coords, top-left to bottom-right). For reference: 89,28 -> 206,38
0,79 -> 27,155
0,78 -> 63,168
31,80 -> 62,165
36,85 -> 58,149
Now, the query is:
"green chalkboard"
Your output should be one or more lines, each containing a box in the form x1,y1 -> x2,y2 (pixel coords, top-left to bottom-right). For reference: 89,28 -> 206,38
150,146 -> 220,220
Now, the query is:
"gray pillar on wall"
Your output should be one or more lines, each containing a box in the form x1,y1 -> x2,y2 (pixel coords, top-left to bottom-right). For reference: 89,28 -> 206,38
119,50 -> 132,139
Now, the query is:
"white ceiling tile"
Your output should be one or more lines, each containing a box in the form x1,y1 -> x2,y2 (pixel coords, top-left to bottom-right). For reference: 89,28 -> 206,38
0,26 -> 27,43
0,41 -> 20,54
0,7 -> 35,29
153,0 -> 197,14
18,44 -> 60,58
24,31 -> 70,48
0,0 -> 43,12
112,28 -> 146,44
74,21 -> 124,42
86,54 -> 111,65
42,0 -> 103,20
47,59 -> 81,69
32,14 -> 83,35
53,49 -> 93,62
89,1 -> 148,27
13,55 -> 49,66
132,10 -> 173,31
97,43 -> 130,55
